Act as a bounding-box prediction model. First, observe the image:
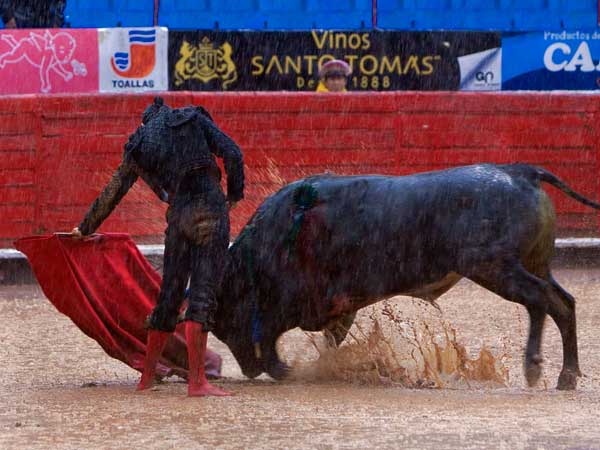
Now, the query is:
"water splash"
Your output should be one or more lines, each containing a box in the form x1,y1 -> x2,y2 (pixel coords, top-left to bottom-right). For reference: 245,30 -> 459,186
290,301 -> 510,389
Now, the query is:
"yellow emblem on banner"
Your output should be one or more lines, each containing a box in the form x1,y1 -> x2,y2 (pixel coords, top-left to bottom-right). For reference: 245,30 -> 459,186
174,37 -> 237,89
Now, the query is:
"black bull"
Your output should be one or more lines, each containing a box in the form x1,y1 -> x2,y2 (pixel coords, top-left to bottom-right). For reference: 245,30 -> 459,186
210,164 -> 600,390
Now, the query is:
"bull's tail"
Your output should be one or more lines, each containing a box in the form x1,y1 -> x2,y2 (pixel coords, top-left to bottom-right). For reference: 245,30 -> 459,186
535,166 -> 600,210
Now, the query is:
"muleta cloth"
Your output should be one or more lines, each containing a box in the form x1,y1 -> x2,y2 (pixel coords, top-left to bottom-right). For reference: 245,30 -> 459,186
14,233 -> 221,379
318,59 -> 352,78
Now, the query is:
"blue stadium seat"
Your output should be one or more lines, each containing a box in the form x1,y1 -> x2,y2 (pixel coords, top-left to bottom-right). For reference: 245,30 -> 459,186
158,0 -> 225,29
222,0 -> 256,11
60,0 -> 600,31
378,0 -> 597,30
65,0 -> 153,28
65,0 -> 119,27
560,0 -> 598,29
414,0 -> 449,9
512,0 -> 547,8
159,0 -> 371,29
119,0 -> 155,27
510,0 -> 562,30
160,0 -> 210,9
462,0 -> 498,10
260,0 -> 304,11
307,0 -> 356,11
378,0 -> 468,30
457,0 -> 509,29
562,0 -> 595,12
302,0 -> 371,28
376,0 -> 412,29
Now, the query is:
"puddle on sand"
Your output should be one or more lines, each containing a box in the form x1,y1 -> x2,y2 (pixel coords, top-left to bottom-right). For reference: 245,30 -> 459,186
289,301 -> 510,389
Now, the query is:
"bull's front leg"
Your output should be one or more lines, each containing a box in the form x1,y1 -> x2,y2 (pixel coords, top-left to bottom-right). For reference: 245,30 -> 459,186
261,336 -> 291,381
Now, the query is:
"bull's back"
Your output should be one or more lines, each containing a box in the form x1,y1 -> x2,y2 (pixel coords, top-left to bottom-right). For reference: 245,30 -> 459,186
249,164 -> 547,297
310,164 -> 540,247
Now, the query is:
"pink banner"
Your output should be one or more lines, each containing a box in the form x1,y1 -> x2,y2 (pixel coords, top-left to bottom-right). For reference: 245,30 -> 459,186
0,29 -> 98,95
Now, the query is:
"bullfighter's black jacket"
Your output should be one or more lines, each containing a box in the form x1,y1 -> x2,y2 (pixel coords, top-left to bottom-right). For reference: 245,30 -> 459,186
79,101 -> 244,236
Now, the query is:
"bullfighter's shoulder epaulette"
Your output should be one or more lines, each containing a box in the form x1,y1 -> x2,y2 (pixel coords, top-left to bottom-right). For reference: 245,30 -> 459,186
166,107 -> 198,128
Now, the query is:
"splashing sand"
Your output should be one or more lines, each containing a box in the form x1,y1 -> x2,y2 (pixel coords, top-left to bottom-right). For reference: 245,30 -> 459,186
290,301 -> 510,389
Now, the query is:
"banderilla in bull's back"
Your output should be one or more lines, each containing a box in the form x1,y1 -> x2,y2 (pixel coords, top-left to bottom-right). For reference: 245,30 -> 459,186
212,163 -> 600,390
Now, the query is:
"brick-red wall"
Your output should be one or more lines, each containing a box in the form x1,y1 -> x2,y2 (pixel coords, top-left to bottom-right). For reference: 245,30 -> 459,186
1,92 -> 599,248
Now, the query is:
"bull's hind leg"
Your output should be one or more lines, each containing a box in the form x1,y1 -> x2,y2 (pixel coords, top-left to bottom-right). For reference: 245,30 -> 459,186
523,305 -> 546,387
546,273 -> 580,390
525,250 -> 580,390
468,262 -> 567,389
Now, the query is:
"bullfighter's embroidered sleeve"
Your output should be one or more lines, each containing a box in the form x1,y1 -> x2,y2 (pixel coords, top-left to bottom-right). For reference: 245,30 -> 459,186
199,115 -> 245,202
78,162 -> 139,235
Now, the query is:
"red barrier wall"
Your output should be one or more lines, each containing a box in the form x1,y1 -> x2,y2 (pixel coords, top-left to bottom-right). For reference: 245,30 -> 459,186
2,92 -> 599,248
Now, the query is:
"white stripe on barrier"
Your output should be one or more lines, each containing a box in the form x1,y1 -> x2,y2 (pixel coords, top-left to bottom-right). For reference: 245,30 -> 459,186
554,238 -> 600,248
2,238 -> 600,260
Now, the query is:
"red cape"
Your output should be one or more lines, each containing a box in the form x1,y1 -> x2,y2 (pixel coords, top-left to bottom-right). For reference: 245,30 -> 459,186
14,233 -> 221,379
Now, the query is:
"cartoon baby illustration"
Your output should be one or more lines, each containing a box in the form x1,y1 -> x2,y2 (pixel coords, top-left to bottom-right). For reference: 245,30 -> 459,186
0,31 -> 86,93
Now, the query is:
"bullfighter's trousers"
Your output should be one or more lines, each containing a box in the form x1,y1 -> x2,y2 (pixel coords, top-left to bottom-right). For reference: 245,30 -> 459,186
146,180 -> 230,333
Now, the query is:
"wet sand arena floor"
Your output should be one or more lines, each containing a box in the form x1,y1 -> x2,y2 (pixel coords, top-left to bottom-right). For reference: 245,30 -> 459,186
1,268 -> 600,449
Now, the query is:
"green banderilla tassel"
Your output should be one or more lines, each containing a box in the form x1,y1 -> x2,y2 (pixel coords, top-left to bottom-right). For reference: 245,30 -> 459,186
285,183 -> 319,254
293,183 -> 319,210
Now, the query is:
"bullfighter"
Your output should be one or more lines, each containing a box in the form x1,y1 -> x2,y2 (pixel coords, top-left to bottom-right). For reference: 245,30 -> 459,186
72,97 -> 244,397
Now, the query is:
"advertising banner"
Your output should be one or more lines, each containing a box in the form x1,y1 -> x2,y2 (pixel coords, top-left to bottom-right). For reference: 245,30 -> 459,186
98,27 -> 168,93
168,30 -> 500,91
0,29 -> 98,95
503,31 -> 600,90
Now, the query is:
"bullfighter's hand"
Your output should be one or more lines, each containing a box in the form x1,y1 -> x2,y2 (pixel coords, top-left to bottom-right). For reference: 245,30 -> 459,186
70,227 -> 83,239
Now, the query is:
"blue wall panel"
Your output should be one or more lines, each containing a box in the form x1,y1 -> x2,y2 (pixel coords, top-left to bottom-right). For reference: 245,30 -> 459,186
10,0 -> 600,31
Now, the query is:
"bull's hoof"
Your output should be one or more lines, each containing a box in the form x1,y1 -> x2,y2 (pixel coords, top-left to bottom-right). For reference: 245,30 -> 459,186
241,367 -> 263,379
557,369 -> 578,391
525,355 -> 543,387
267,361 -> 291,381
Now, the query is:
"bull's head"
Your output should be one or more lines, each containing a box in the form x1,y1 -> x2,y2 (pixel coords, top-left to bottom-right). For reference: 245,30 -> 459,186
212,255 -> 265,379
213,206 -> 295,380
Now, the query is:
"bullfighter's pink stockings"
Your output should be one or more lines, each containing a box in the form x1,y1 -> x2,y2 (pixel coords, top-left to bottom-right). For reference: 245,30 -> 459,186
186,321 -> 232,397
136,330 -> 170,390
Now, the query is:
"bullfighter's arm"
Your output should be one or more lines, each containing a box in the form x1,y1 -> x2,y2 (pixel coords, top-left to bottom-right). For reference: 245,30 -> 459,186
199,115 -> 245,202
78,161 -> 138,235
